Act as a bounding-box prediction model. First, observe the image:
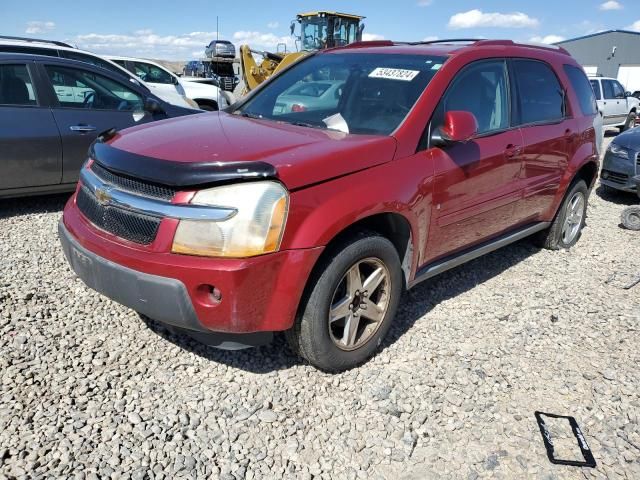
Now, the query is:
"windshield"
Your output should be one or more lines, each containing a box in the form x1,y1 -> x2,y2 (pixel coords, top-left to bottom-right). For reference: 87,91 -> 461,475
236,53 -> 446,135
301,17 -> 329,50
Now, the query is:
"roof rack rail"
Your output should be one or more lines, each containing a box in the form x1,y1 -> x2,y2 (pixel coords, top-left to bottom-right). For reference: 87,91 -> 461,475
404,38 -> 483,45
338,40 -> 394,49
0,35 -> 74,48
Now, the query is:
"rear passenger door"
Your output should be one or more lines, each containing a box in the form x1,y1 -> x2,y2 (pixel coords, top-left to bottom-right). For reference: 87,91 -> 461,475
0,61 -> 62,189
41,62 -> 146,184
509,59 -> 572,221
426,59 -> 525,261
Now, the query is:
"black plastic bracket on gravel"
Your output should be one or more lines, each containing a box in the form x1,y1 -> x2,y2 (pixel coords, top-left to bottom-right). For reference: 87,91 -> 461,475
535,411 -> 596,468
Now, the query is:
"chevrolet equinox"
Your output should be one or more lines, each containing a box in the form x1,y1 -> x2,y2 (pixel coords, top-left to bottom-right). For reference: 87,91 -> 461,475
59,40 -> 600,372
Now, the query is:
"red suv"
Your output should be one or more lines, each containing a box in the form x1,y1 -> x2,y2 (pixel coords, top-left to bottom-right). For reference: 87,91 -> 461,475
60,40 -> 600,372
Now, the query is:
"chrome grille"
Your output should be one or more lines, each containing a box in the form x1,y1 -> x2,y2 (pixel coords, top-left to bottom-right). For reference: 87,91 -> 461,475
77,186 -> 161,245
90,162 -> 176,201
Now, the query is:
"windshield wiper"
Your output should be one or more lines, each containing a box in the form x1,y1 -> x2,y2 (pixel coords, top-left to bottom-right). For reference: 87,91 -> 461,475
238,111 -> 262,119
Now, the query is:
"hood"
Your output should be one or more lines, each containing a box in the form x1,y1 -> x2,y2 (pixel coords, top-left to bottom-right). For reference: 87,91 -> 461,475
105,112 -> 397,190
612,127 -> 640,149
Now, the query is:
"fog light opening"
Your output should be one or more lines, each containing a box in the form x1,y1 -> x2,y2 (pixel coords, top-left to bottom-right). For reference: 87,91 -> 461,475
196,284 -> 222,306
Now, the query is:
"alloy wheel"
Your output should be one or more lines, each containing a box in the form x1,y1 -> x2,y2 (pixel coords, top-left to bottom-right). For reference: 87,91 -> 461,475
328,258 -> 391,351
562,191 -> 585,244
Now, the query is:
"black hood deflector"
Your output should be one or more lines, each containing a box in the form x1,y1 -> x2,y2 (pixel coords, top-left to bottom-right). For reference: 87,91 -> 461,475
89,141 -> 278,188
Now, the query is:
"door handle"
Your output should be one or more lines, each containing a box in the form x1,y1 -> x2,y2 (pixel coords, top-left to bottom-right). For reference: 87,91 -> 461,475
70,125 -> 97,133
504,144 -> 522,158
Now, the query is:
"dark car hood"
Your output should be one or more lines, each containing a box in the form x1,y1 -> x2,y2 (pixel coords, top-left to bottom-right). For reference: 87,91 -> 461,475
612,127 -> 640,149
103,112 -> 397,190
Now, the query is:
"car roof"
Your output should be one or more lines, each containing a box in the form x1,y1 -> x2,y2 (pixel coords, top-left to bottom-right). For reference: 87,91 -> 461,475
325,39 -> 572,60
0,52 -> 149,88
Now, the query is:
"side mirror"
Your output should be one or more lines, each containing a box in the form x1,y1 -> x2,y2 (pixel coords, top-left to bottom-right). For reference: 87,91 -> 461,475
144,97 -> 164,115
626,91 -> 633,97
290,21 -> 296,36
431,111 -> 478,147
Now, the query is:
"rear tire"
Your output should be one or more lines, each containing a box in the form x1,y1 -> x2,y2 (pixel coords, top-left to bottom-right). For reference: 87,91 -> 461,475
535,180 -> 589,250
286,231 -> 403,372
621,206 -> 640,230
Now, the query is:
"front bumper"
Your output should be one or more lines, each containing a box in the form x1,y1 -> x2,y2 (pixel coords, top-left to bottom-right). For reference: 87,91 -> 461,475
60,201 -> 323,340
601,150 -> 638,192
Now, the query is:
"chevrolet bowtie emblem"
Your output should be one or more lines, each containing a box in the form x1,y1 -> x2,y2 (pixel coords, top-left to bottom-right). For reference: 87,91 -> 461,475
94,187 -> 112,205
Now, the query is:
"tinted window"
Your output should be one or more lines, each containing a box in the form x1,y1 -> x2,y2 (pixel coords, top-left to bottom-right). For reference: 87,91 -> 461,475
61,51 -> 129,79
602,80 -> 615,99
0,64 -> 37,106
46,65 -> 143,111
0,45 -> 58,57
437,60 -> 509,134
133,62 -> 174,84
590,79 -> 601,100
612,80 -> 625,99
286,82 -> 334,97
512,60 -> 564,125
564,65 -> 597,116
238,53 -> 446,135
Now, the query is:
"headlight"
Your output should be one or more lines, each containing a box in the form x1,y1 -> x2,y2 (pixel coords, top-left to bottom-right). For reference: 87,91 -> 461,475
172,181 -> 288,258
608,143 -> 630,159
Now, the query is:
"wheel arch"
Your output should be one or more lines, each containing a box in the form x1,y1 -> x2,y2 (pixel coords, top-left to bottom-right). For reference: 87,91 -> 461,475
193,98 -> 219,110
303,212 -> 414,292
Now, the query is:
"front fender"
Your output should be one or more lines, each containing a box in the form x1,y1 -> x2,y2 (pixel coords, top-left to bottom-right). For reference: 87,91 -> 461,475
281,153 -> 434,281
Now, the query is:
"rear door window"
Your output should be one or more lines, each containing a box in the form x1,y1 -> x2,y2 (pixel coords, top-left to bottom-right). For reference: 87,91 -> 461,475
602,80 -> 616,99
0,64 -> 37,106
511,59 -> 565,125
564,65 -> 597,116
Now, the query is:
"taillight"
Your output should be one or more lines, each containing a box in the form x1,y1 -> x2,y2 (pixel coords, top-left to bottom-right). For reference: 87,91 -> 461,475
291,104 -> 307,112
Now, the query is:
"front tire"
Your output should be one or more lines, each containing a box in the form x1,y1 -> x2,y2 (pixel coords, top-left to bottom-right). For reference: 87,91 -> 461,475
286,232 -> 403,372
620,112 -> 636,132
535,179 -> 589,250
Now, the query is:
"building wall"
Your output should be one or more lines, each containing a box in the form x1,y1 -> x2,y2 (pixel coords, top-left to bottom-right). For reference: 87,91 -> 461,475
557,31 -> 640,79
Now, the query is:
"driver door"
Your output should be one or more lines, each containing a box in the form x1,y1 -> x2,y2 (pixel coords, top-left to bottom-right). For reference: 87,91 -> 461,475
41,62 -> 146,184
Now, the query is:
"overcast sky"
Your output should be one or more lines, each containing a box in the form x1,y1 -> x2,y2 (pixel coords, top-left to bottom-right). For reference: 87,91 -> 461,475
2,0 -> 638,59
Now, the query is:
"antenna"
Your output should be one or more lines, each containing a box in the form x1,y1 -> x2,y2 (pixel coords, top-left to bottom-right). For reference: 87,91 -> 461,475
216,16 -> 219,42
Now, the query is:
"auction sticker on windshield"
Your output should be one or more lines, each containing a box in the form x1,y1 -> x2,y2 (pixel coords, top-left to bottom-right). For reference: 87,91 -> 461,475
368,68 -> 420,81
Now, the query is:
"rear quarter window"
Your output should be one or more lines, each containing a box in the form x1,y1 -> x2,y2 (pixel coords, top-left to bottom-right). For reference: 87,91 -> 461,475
563,65 -> 597,116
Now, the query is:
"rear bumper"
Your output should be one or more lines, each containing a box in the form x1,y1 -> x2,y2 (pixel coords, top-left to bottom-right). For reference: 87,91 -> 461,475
60,200 -> 323,338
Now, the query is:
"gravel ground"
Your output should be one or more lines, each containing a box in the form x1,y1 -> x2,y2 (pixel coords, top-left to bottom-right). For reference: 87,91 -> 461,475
1,135 -> 639,480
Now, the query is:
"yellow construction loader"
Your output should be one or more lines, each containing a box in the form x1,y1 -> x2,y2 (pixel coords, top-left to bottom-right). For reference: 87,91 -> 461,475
240,11 -> 365,93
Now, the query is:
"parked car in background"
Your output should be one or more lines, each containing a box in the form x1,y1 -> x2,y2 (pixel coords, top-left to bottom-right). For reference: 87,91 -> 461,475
0,36 -> 196,109
589,75 -> 639,131
205,40 -> 236,59
107,55 -> 229,111
183,60 -> 205,77
0,53 -> 198,198
60,39 -> 600,372
274,80 -> 344,114
601,127 -> 640,192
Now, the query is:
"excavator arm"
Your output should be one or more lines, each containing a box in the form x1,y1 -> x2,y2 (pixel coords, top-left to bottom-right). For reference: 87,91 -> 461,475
239,45 -> 307,94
